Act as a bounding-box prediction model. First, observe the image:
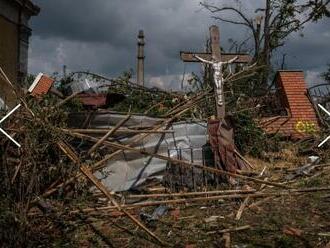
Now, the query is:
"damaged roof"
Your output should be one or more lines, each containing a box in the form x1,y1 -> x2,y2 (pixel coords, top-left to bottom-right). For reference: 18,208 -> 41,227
11,0 -> 40,16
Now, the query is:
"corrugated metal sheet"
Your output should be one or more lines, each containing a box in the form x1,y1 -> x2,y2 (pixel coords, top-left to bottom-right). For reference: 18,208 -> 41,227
68,112 -> 208,192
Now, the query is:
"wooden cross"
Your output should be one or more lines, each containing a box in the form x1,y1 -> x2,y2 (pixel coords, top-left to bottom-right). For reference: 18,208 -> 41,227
180,25 -> 252,119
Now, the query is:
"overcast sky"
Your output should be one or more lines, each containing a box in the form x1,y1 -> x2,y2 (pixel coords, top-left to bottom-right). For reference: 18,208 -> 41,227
28,0 -> 330,89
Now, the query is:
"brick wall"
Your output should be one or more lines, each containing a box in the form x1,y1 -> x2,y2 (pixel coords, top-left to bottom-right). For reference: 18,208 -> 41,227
260,71 -> 319,138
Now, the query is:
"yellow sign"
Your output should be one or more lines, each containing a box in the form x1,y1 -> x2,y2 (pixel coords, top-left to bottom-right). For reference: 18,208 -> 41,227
294,121 -> 317,134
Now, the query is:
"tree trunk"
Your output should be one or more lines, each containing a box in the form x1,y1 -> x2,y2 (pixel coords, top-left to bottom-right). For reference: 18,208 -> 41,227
262,0 -> 271,88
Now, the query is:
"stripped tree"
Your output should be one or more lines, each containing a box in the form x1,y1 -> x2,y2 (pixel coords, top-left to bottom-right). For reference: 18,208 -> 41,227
201,0 -> 330,87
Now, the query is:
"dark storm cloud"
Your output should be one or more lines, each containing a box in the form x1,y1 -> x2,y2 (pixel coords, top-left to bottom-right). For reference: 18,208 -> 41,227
273,18 -> 330,86
283,18 -> 330,69
29,0 -> 218,79
28,0 -> 330,89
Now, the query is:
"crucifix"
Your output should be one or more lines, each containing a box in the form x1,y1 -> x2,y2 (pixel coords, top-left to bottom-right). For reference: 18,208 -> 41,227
180,25 -> 252,174
180,25 -> 252,118
193,54 -> 238,108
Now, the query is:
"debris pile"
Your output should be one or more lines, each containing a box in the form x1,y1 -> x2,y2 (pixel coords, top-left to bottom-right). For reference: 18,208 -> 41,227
1,59 -> 330,246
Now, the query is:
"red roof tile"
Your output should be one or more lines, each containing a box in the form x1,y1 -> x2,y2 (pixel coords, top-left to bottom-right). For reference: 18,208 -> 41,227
28,73 -> 55,96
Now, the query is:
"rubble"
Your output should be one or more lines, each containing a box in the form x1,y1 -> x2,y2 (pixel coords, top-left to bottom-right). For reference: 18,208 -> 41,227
1,25 -> 330,247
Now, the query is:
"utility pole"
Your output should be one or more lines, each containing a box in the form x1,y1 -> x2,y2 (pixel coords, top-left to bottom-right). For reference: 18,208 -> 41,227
137,30 -> 145,86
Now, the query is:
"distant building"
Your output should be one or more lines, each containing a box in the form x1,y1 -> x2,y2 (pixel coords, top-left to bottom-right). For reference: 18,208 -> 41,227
0,0 -> 39,108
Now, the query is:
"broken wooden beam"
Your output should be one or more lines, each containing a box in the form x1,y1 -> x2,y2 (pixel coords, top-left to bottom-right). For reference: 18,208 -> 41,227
180,52 -> 252,63
235,196 -> 250,220
55,91 -> 80,108
65,128 -> 174,134
87,114 -> 131,155
127,189 -> 256,199
73,186 -> 330,213
56,141 -> 165,246
208,225 -> 251,234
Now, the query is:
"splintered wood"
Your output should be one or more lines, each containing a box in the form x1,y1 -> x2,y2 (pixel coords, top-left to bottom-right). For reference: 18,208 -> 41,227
1,62 -> 330,247
56,141 -> 165,245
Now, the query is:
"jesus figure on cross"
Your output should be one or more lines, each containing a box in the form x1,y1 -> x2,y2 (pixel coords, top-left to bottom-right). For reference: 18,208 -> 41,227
193,55 -> 238,106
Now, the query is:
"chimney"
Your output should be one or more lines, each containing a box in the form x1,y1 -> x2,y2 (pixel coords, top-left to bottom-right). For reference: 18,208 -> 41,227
137,30 -> 145,86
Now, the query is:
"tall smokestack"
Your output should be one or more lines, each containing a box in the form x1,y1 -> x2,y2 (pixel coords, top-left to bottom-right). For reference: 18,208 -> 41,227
137,30 -> 145,86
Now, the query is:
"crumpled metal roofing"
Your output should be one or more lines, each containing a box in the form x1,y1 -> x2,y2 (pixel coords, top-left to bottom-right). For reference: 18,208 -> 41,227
68,112 -> 208,192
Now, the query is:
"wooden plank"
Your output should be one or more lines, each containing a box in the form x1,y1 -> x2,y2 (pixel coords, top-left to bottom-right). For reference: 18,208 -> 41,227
87,114 -> 131,155
235,196 -> 250,220
127,189 -> 256,199
208,225 -> 251,234
79,165 -> 164,245
210,25 -> 225,118
180,52 -> 252,63
73,187 -> 330,213
210,25 -> 221,61
65,128 -> 174,134
57,141 -> 165,246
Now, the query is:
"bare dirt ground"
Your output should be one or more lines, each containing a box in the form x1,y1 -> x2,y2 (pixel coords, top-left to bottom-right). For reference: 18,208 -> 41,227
109,169 -> 329,247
